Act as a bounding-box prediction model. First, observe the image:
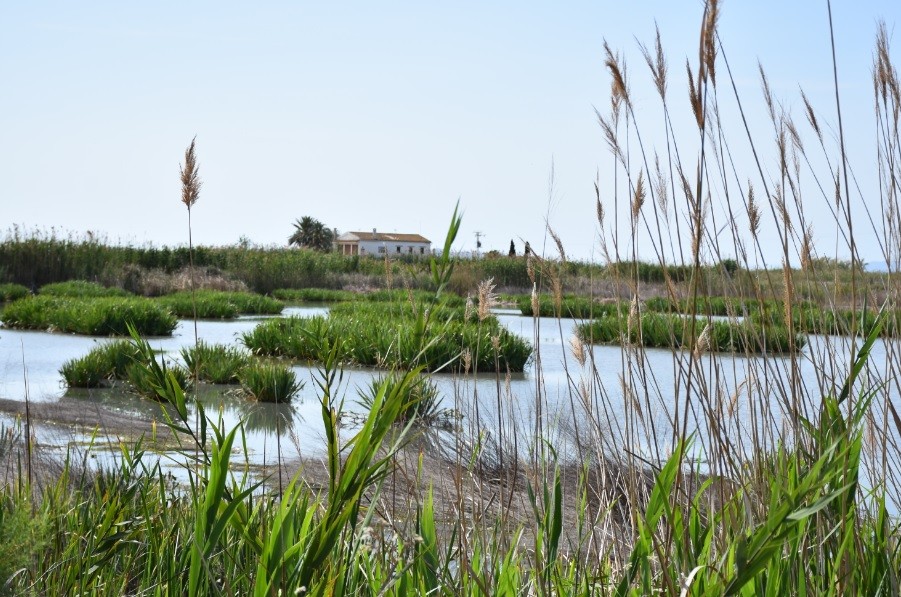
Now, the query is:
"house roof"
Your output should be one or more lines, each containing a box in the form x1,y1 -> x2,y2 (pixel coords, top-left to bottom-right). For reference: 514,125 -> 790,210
337,231 -> 431,243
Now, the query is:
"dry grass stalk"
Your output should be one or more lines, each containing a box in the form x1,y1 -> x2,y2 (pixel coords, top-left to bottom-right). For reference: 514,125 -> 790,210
747,183 -> 761,237
800,89 -> 823,142
548,225 -> 567,263
604,42 -> 630,108
639,25 -> 668,99
801,225 -> 814,271
701,0 -> 720,86
686,60 -> 704,129
570,335 -> 586,367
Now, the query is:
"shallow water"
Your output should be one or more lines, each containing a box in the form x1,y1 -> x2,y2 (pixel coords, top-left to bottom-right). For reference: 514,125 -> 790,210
1,305 -> 899,477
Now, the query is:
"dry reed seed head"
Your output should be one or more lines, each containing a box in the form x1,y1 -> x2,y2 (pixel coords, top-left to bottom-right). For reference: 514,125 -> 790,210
774,186 -> 791,233
654,155 -> 668,213
595,181 -> 606,227
462,348 -> 471,374
786,118 -> 803,154
179,137 -> 201,209
530,283 -> 540,317
526,254 -> 536,284
701,0 -> 719,86
801,225 -> 814,271
551,276 -> 563,315
628,296 -> 640,332
569,335 -> 586,367
477,277 -> 498,321
747,183 -> 761,238
597,111 -> 622,162
631,171 -> 646,224
759,63 -> 777,124
491,335 -> 500,352
694,322 -> 712,357
800,89 -> 822,142
464,296 -> 475,321
548,225 -> 567,263
686,60 -> 704,129
604,42 -> 630,107
782,258 -> 794,329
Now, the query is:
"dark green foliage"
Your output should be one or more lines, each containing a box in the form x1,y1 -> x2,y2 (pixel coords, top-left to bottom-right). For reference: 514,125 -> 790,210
0,283 -> 29,302
39,281 -> 129,298
1,296 -> 178,336
751,304 -> 901,337
180,341 -> 251,384
577,312 -> 804,353
288,216 -> 334,251
239,362 -> 303,403
156,291 -> 283,319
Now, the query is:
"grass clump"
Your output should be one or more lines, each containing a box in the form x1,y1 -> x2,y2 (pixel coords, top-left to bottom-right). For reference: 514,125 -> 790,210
180,341 -> 251,384
359,371 -> 444,424
156,290 -> 284,319
38,280 -> 129,298
239,361 -> 303,403
1,295 -> 177,336
60,340 -> 143,387
243,302 -> 531,372
577,311 -> 804,353
273,287 -> 356,302
0,283 -> 29,302
517,294 -> 625,318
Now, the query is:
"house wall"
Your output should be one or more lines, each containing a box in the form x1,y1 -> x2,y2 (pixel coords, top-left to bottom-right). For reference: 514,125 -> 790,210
357,240 -> 430,257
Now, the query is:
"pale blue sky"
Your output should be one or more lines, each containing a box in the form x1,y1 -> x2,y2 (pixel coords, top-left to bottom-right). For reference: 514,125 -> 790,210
1,2 -> 898,266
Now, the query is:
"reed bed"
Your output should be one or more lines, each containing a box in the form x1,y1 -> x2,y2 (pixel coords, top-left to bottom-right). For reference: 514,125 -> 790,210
38,280 -> 130,298
242,302 -> 532,372
3,3 -> 901,595
156,290 -> 284,319
1,295 -> 178,336
273,287 -> 357,302
576,311 -> 803,353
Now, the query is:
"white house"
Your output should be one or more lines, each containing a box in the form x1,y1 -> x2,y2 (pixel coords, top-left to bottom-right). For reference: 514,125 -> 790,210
336,229 -> 431,257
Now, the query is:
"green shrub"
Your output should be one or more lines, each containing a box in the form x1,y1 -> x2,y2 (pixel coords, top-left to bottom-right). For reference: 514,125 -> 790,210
180,341 -> 250,384
239,362 -> 303,403
2,296 -> 177,336
39,280 -> 129,298
0,283 -> 29,302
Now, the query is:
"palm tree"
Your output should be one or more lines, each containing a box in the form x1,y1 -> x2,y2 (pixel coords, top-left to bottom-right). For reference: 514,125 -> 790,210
288,216 -> 333,251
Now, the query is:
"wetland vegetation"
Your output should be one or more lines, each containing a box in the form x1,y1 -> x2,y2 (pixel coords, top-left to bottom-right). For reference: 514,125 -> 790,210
2,2 -> 901,595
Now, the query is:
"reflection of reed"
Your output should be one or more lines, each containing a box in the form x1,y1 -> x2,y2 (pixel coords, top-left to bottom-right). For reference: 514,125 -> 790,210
238,401 -> 297,436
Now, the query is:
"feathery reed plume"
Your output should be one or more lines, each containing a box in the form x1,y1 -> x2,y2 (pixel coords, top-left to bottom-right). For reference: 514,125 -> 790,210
180,137 -> 201,210
604,42 -> 630,107
595,174 -> 605,226
631,171 -> 646,224
464,296 -> 475,321
760,62 -> 777,123
801,225 -> 814,271
530,283 -> 539,318
800,89 -> 823,141
462,348 -> 471,374
701,0 -> 720,85
687,60 -> 704,129
526,254 -> 536,285
694,322 -> 712,358
548,225 -> 566,263
477,277 -> 497,322
569,335 -> 586,367
747,182 -> 761,238
654,154 -> 668,212
639,24 -> 668,98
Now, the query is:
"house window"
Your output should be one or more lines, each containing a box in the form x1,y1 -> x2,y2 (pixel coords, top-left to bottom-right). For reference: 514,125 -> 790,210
377,246 -> 386,254
396,246 -> 401,253
420,247 -> 425,254
408,246 -> 413,253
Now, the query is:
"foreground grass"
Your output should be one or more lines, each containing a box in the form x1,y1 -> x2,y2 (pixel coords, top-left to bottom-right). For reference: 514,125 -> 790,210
1,295 -> 178,336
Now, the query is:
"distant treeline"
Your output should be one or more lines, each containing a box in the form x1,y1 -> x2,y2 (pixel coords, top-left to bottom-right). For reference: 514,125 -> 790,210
0,233 -> 726,295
